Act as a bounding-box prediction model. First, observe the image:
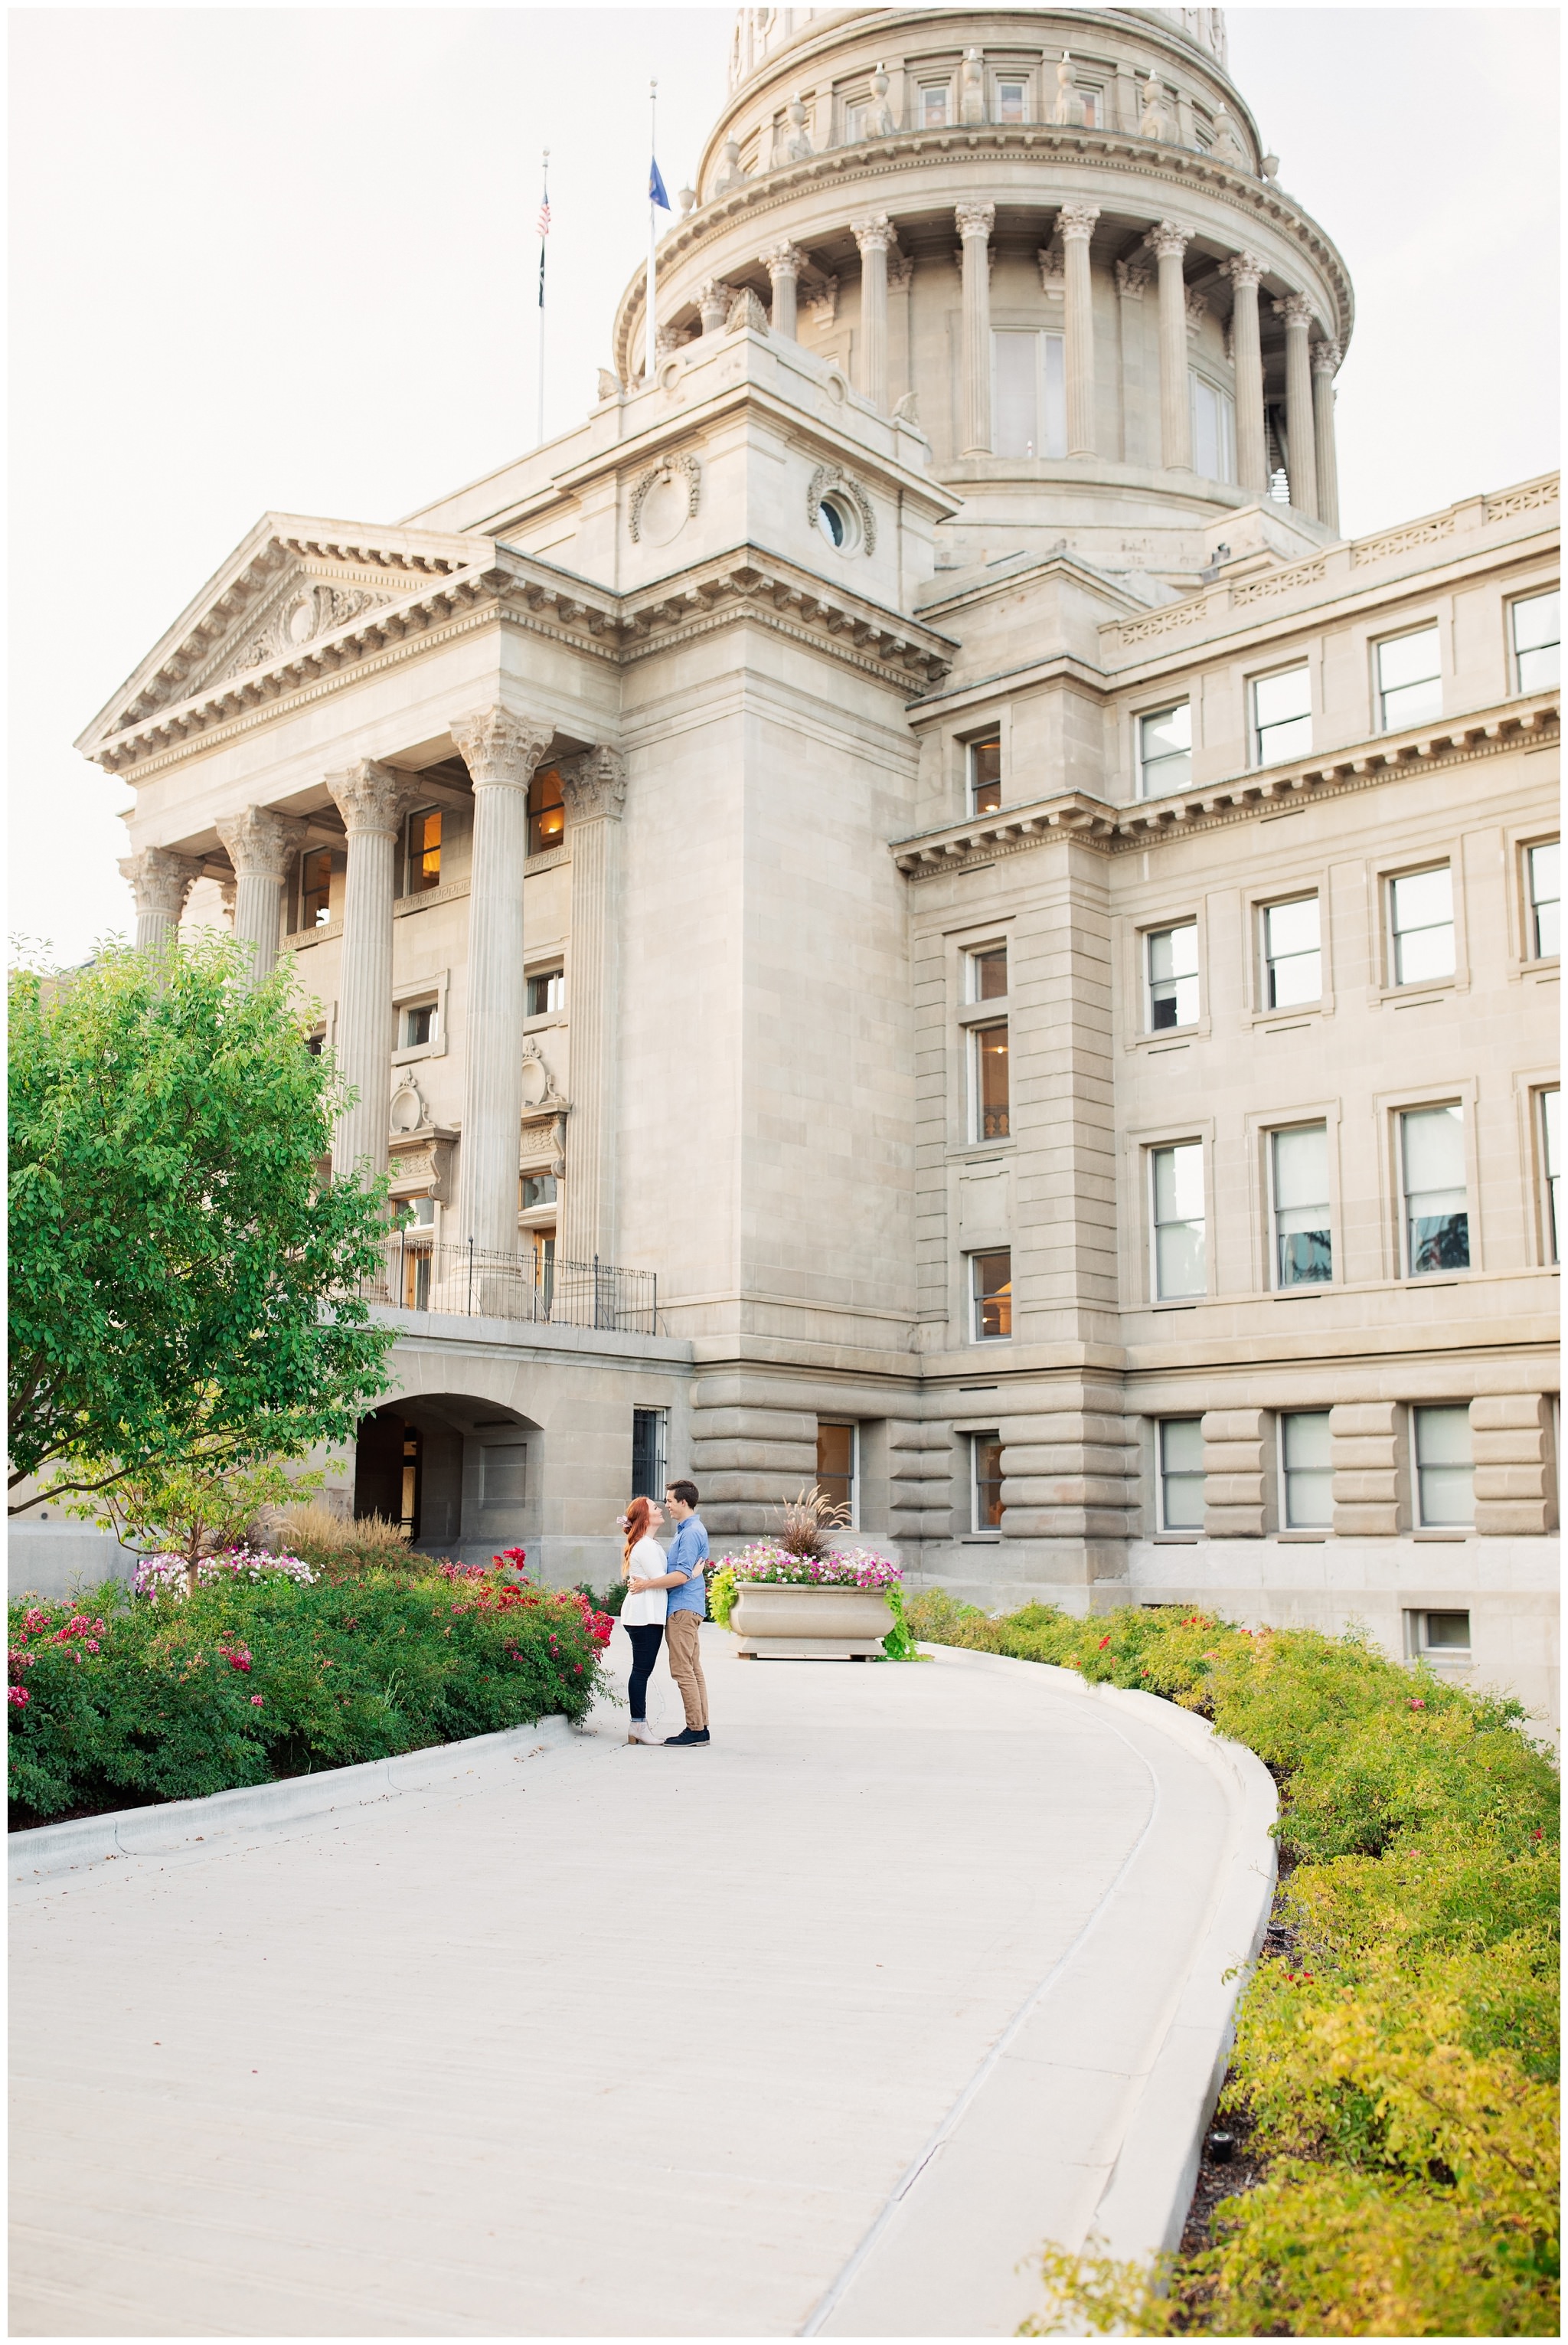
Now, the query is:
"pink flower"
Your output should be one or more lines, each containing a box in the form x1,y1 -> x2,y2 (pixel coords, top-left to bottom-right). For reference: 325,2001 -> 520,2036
8,1685 -> 30,1708
250,1695 -> 264,1707
1409,1697 -> 1426,1710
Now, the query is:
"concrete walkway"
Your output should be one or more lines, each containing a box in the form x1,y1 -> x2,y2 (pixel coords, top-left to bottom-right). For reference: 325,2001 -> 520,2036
10,1629 -> 1272,2337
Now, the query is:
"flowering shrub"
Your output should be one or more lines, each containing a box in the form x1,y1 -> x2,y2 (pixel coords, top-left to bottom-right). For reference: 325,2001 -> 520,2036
9,1549 -> 608,1826
724,1542 -> 903,1590
132,1545 -> 315,1598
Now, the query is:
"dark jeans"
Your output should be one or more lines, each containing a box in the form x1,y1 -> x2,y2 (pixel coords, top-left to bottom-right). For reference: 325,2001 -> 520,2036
625,1623 -> 665,1719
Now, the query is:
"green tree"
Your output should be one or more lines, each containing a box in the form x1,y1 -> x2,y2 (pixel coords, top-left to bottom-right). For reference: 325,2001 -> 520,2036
8,935 -> 396,1515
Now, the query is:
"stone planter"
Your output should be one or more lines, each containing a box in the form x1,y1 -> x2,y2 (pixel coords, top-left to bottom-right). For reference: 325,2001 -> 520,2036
730,1580 -> 892,1660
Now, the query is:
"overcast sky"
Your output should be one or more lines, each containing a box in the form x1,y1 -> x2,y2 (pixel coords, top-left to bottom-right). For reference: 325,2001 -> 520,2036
9,4 -> 1558,963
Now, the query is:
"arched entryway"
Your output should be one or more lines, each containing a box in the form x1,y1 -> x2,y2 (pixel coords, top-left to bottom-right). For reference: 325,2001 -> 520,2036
353,1394 -> 541,1559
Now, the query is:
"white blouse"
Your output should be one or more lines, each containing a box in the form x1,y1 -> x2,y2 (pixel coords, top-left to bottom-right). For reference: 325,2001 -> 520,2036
620,1534 -> 668,1627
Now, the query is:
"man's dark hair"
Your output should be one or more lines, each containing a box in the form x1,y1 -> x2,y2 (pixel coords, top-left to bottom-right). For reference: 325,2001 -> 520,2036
666,1479 -> 699,1509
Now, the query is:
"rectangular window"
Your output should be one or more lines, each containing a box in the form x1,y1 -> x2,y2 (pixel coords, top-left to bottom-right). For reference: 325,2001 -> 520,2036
631,1406 -> 668,1501
530,1227 -> 556,1311
1253,665 -> 1312,765
528,764 -> 565,856
1389,865 -> 1455,984
1401,1104 -> 1469,1275
1512,588 -> 1560,692
1272,1123 -> 1332,1287
299,849 -> 333,930
1541,1087 -> 1560,1264
527,968 -> 564,1017
991,329 -> 1067,458
1375,626 -> 1442,731
1413,1405 -> 1475,1526
405,807 -> 442,895
401,1231 -> 433,1311
1147,921 -> 1198,1029
1262,895 -> 1321,1007
1189,374 -> 1236,483
971,1248 -> 1012,1341
843,100 -> 868,142
1407,1607 -> 1472,1658
972,1022 -> 1010,1140
995,78 -> 1027,123
1280,1410 -> 1334,1528
816,1422 -> 858,1523
972,1432 -> 1004,1532
1527,840 -> 1560,959
1076,88 -> 1099,126
1158,1418 -> 1206,1530
1138,702 -> 1191,797
481,1444 -> 528,1506
407,1195 -> 436,1227
969,944 -> 1008,1000
969,734 -> 1001,816
1151,1141 -> 1206,1299
403,1002 -> 437,1048
520,1172 -> 557,1211
920,84 -> 949,128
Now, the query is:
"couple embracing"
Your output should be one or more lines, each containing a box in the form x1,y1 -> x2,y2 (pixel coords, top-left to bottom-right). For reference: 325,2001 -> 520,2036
619,1480 -> 711,1748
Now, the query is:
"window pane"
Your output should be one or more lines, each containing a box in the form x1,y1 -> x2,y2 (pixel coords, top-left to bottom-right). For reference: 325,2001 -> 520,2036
972,1250 -> 1011,1339
1402,1106 -> 1469,1274
1415,1405 -> 1475,1526
1254,666 -> 1311,727
527,969 -> 564,1017
996,80 -> 1027,122
528,766 -> 565,855
1152,1142 -> 1205,1298
972,946 -> 1008,999
922,85 -> 949,126
1528,842 -> 1560,958
407,808 -> 442,893
970,737 -> 1001,813
1263,895 -> 1321,1006
974,1023 -> 1010,1139
816,1423 -> 855,1518
993,332 -> 1040,458
1424,1611 -> 1471,1649
974,1434 -> 1004,1530
1140,704 -> 1191,799
632,1406 -> 667,1500
301,850 -> 333,930
1543,1090 -> 1560,1265
1513,589 -> 1560,660
1390,866 -> 1455,983
1282,1409 -> 1334,1526
1381,675 -> 1444,729
1154,1139 -> 1204,1222
1377,627 -> 1439,693
1159,1418 -> 1206,1529
1148,922 -> 1199,1028
1273,1124 -> 1331,1287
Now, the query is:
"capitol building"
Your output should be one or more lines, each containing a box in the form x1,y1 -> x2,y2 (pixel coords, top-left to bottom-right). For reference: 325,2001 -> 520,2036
76,7 -> 1559,1717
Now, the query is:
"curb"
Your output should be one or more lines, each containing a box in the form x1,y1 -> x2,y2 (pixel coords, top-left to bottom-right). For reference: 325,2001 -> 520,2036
9,1714 -> 579,1885
918,1643 -> 1278,2275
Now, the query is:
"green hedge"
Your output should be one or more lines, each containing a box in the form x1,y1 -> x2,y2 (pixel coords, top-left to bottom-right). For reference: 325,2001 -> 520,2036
907,1594 -> 1560,2339
8,1565 -> 610,1826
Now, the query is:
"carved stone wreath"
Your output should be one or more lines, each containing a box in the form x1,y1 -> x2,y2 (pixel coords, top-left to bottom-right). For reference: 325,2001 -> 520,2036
221,582 -> 387,682
629,453 -> 702,543
805,464 -> 877,554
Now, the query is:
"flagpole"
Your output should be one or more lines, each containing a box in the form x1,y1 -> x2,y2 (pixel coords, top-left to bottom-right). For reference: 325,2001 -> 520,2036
645,79 -> 658,380
536,148 -> 550,447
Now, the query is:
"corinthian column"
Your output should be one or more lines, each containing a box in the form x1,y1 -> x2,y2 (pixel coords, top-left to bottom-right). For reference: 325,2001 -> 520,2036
1273,293 -> 1319,519
956,201 -> 995,455
559,747 -> 627,1268
1145,220 -> 1192,470
1221,253 -> 1267,495
761,241 -> 805,339
451,705 -> 554,1258
214,806 -> 306,983
324,763 -> 413,1183
1059,202 -> 1100,456
1312,339 -> 1342,535
119,846 -> 202,952
851,214 -> 893,412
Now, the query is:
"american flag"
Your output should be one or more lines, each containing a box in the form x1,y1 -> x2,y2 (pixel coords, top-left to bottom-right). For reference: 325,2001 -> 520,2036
537,195 -> 551,240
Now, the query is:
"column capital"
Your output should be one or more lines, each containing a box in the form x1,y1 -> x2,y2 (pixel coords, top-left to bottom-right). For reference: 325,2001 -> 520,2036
215,805 -> 307,881
851,211 -> 895,255
887,250 -> 914,293
561,746 -> 627,821
1221,250 -> 1264,292
1143,217 -> 1189,263
1312,337 -> 1343,375
325,759 -> 418,836
1057,201 -> 1100,244
760,240 -> 806,279
1272,291 -> 1315,330
449,708 -> 554,793
1114,256 -> 1149,299
119,846 -> 202,921
954,198 -> 995,242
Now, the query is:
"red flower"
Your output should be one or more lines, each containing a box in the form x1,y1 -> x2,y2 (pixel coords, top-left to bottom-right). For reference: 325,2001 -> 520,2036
1098,1637 -> 1111,1650
1409,1697 -> 1426,1710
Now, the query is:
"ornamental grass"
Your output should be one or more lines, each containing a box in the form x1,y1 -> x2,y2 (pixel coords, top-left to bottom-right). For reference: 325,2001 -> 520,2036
906,1593 -> 1560,2339
8,1555 -> 612,1827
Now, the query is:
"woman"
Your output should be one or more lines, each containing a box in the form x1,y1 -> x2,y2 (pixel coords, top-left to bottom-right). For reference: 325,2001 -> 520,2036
619,1495 -> 668,1745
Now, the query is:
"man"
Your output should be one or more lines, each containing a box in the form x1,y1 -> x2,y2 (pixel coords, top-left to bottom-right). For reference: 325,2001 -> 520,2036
627,1480 -> 710,1746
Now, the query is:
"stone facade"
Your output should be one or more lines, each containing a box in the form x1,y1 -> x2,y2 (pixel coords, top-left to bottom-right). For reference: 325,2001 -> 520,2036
67,7 -> 1560,1722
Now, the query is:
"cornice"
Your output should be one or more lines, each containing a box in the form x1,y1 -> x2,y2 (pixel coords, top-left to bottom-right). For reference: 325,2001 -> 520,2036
892,695 -> 1560,876
615,124 -> 1354,380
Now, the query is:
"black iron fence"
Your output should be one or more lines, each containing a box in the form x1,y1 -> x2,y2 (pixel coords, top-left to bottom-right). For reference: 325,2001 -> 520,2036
368,1237 -> 658,1336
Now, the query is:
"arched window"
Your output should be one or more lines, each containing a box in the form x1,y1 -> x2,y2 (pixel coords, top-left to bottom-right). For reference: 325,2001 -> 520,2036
528,765 -> 565,855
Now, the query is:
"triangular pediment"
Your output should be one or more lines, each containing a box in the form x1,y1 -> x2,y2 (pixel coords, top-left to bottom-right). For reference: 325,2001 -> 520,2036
76,511 -> 493,757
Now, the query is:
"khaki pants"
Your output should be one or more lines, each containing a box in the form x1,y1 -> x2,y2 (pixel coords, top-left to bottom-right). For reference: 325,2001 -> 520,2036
665,1611 -> 709,1730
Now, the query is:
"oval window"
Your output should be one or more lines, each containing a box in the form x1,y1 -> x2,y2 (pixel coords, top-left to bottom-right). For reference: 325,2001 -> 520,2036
816,497 -> 847,548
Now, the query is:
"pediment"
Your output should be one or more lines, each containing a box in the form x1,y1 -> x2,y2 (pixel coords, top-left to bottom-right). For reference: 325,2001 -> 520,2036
77,510 -> 492,756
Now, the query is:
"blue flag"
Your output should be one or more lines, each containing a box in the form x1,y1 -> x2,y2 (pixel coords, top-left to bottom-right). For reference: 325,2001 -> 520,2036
648,155 -> 671,209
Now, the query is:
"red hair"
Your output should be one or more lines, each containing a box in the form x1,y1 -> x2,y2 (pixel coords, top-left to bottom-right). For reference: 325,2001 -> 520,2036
622,1495 -> 653,1571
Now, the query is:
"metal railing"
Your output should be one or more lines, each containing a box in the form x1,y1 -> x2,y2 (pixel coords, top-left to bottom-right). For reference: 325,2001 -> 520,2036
368,1237 -> 658,1335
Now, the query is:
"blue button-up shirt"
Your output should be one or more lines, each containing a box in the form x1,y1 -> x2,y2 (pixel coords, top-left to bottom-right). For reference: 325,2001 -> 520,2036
664,1515 -> 710,1616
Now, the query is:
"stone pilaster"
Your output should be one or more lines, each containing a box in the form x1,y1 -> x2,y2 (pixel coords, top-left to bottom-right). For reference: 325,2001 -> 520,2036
1312,339 -> 1342,535
1059,203 -> 1100,457
851,213 -> 893,412
324,761 -> 415,1184
1201,1408 -> 1267,1536
888,1421 -> 955,1542
1146,221 -> 1193,471
1330,1401 -> 1403,1536
761,241 -> 805,339
1472,1395 -> 1558,1535
1221,253 -> 1268,495
1273,293 -> 1319,519
688,1373 -> 818,1536
997,1392 -> 1140,1545
451,705 -> 554,1257
119,846 -> 203,952
214,805 -> 307,983
955,200 -> 995,455
559,746 -> 627,1268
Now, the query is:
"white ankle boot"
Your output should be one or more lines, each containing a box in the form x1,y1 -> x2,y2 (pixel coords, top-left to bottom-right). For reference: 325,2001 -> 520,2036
627,1719 -> 660,1745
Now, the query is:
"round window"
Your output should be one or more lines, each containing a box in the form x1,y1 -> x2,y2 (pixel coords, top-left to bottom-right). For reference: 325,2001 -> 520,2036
815,495 -> 860,551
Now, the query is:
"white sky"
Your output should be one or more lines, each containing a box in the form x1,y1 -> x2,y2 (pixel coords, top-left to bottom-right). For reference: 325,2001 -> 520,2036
9,4 -> 1559,963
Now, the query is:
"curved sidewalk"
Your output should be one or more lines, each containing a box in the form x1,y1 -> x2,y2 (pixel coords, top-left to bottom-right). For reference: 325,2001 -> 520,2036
9,1629 -> 1273,2337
